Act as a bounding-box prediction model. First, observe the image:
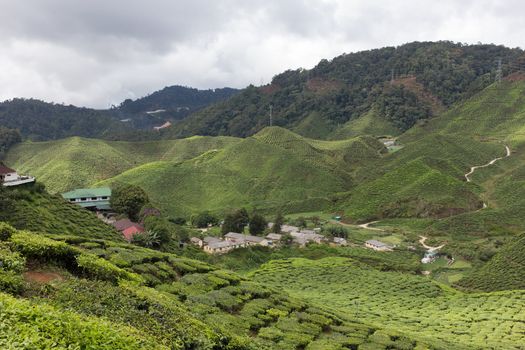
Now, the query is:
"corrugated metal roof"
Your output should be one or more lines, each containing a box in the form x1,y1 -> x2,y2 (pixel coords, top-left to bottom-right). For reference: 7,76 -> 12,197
62,187 -> 111,199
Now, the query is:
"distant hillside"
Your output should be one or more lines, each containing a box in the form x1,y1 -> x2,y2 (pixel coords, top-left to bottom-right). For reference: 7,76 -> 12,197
6,136 -> 240,193
0,98 -> 123,141
0,86 -> 238,141
7,127 -> 385,217
337,78 -> 525,223
116,86 -> 239,129
170,41 -> 524,139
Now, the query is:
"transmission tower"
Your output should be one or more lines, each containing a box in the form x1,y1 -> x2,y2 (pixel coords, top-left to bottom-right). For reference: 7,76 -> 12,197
495,58 -> 502,83
269,105 -> 273,127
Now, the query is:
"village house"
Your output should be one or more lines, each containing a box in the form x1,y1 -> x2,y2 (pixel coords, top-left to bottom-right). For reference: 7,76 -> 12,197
224,232 -> 270,247
203,240 -> 244,254
62,187 -> 112,211
0,164 -> 35,187
365,239 -> 393,252
190,237 -> 204,247
112,219 -> 144,241
332,237 -> 348,246
265,233 -> 282,243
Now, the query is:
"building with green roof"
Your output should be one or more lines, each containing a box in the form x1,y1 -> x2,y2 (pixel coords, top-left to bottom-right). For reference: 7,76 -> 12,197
62,187 -> 112,210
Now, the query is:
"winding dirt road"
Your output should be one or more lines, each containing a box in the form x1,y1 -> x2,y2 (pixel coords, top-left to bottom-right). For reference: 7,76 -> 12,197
464,145 -> 511,182
357,221 -> 385,231
418,236 -> 445,251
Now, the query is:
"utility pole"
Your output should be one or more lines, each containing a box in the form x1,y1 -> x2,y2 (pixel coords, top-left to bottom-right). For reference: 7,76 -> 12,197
269,105 -> 273,127
496,58 -> 502,83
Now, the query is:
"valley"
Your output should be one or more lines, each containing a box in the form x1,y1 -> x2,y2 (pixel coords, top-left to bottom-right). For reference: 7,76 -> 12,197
1,41 -> 525,349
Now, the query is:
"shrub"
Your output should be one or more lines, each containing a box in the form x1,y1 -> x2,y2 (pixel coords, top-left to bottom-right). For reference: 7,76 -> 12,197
76,253 -> 142,284
11,231 -> 77,261
0,222 -> 15,241
0,271 -> 24,294
0,246 -> 26,273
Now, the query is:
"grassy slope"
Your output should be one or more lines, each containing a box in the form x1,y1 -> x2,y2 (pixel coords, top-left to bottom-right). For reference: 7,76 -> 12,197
5,136 -> 240,193
252,257 -> 525,349
457,232 -> 525,292
97,128 -> 384,216
2,183 -> 122,240
330,108 -> 401,139
338,80 -> 525,223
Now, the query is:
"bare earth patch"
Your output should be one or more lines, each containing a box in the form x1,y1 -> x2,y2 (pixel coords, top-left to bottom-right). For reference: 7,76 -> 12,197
23,271 -> 65,284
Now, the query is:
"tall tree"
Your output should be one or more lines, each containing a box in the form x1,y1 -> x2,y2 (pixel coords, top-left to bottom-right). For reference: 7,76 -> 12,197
110,183 -> 149,222
249,213 -> 267,235
273,213 -> 284,233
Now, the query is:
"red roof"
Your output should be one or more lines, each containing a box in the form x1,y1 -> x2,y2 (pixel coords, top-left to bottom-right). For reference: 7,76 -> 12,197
122,225 -> 144,241
0,164 -> 16,175
112,219 -> 136,231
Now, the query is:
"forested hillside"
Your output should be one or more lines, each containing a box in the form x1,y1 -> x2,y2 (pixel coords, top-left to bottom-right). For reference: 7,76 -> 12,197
169,41 -> 524,139
0,86 -> 238,141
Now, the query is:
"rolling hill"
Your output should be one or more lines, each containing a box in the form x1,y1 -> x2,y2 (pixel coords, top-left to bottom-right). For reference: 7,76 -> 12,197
168,42 -> 524,139
6,127 -> 385,217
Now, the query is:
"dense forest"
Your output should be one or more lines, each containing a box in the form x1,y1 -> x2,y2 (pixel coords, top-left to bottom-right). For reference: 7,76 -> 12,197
0,86 -> 238,141
0,126 -> 21,158
168,41 -> 524,139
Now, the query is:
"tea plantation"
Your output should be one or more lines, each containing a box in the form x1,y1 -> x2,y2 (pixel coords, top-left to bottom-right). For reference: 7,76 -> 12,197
251,257 -> 525,349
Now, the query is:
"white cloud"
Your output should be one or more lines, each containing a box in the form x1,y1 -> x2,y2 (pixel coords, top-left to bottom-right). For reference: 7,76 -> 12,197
0,0 -> 522,107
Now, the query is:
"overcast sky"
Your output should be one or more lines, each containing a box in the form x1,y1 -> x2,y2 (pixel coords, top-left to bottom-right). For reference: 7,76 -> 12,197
0,0 -> 522,108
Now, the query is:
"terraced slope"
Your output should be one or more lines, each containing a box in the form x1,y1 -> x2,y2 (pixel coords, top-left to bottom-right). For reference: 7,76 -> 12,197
457,232 -> 525,292
0,224 -> 445,349
5,136 -> 240,193
97,130 -> 382,216
6,127 -> 384,217
252,257 -> 525,349
1,183 -> 121,240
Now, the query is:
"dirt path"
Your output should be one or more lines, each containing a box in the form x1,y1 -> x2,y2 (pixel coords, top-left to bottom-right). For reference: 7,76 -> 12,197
357,221 -> 385,231
464,145 -> 511,182
419,236 -> 445,251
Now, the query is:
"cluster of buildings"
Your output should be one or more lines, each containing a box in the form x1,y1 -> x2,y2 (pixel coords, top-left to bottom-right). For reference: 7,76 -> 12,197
0,164 -> 35,187
192,224 -> 349,254
191,232 -> 280,254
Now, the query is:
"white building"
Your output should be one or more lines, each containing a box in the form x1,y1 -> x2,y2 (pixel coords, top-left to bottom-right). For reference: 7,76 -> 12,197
0,164 -> 35,187
365,239 -> 393,252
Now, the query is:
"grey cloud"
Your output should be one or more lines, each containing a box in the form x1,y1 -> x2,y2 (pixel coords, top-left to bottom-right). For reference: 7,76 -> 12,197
0,0 -> 522,108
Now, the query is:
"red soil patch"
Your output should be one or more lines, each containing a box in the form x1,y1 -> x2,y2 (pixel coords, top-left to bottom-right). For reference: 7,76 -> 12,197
392,75 -> 445,114
504,71 -> 525,82
24,271 -> 64,284
306,78 -> 344,94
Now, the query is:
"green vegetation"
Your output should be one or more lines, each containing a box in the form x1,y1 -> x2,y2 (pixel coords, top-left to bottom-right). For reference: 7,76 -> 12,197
1,222 -> 444,349
252,257 -> 525,349
110,183 -> 149,221
170,42 -> 522,139
0,183 -> 122,240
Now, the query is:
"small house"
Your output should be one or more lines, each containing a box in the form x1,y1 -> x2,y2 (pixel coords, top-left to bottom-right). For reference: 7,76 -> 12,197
333,237 -> 348,246
112,219 -> 144,242
190,237 -> 203,247
266,233 -> 282,242
0,164 -> 35,187
365,239 -> 393,252
204,240 -> 242,254
62,188 -> 112,211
